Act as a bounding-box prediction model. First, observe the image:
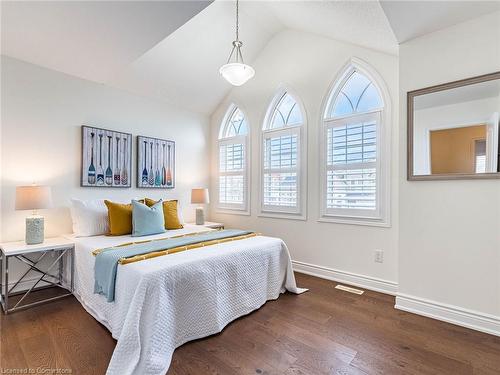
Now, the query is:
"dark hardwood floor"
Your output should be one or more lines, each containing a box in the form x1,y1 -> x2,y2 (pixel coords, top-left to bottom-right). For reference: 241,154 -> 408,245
1,273 -> 499,375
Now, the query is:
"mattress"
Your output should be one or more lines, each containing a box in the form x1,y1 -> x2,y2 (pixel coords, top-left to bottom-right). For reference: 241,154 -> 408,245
67,224 -> 305,375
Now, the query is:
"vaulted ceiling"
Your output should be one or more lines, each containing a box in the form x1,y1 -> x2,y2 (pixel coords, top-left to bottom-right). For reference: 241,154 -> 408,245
380,0 -> 500,43
1,1 -> 496,115
1,1 -> 212,83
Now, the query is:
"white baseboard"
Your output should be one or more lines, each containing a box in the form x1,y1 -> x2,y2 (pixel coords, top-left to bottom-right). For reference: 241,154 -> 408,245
292,260 -> 398,296
395,294 -> 500,337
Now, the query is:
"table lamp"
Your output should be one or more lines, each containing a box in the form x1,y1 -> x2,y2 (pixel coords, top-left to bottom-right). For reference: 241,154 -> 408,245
191,188 -> 209,225
15,185 -> 53,244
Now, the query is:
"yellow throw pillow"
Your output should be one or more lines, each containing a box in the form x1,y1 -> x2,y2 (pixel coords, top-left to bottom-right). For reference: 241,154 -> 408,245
104,200 -> 144,236
145,198 -> 184,230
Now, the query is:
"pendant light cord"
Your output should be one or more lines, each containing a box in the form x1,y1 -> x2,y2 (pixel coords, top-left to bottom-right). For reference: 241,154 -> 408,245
225,0 -> 245,65
235,0 -> 239,41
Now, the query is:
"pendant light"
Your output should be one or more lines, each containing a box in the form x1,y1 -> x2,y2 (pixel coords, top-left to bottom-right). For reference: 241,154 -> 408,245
219,0 -> 255,86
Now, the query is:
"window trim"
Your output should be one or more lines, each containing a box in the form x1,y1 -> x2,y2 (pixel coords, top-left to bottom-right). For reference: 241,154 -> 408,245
319,58 -> 391,227
259,89 -> 307,220
216,104 -> 251,215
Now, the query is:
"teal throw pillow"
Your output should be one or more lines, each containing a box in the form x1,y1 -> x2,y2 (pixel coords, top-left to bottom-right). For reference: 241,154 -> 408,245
131,199 -> 165,237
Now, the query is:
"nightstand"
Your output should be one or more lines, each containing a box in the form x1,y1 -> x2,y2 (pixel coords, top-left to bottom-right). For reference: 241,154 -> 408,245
189,221 -> 225,230
0,236 -> 75,314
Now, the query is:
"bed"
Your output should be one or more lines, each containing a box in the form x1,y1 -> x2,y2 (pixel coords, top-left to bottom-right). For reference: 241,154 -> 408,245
67,224 -> 305,375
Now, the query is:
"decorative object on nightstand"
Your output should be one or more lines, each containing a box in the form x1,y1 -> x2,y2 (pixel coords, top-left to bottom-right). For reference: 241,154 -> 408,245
0,236 -> 74,314
191,188 -> 209,225
187,221 -> 224,230
15,185 -> 53,245
201,221 -> 224,230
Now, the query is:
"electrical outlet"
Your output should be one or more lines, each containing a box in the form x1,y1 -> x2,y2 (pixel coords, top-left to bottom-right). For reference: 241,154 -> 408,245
374,249 -> 384,263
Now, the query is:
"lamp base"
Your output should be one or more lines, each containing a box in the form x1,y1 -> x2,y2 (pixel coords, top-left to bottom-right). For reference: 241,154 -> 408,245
26,216 -> 44,245
195,207 -> 205,225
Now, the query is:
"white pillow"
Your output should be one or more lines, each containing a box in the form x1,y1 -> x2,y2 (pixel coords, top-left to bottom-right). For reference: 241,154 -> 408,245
70,199 -> 109,237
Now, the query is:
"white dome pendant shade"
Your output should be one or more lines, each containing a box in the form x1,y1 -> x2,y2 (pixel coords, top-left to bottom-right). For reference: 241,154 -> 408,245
219,63 -> 255,86
219,42 -> 255,86
220,1 -> 255,86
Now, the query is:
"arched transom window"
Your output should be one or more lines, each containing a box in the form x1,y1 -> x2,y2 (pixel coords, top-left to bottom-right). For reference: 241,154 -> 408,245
321,65 -> 388,224
261,92 -> 306,216
269,93 -> 303,129
219,107 -> 248,138
328,71 -> 382,118
217,105 -> 249,212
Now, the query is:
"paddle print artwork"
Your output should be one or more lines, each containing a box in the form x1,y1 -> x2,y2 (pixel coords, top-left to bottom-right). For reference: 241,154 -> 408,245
166,144 -> 173,187
154,143 -> 161,187
141,140 -> 148,185
161,143 -> 167,186
87,132 -> 96,185
97,134 -> 105,185
137,135 -> 175,189
105,136 -> 113,185
148,142 -> 154,186
114,137 -> 121,185
81,126 -> 132,188
121,137 -> 129,186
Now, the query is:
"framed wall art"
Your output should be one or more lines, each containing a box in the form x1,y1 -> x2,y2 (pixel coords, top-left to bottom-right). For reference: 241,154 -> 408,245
81,125 -> 132,188
137,135 -> 175,189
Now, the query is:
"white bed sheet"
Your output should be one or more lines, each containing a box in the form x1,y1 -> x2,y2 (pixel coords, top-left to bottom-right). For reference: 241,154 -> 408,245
69,224 -> 304,375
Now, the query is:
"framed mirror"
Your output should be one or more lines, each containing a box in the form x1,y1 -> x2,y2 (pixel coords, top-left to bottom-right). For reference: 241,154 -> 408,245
408,71 -> 500,180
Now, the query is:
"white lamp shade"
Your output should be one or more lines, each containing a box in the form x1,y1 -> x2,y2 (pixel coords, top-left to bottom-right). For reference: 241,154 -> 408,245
191,188 -> 210,204
219,63 -> 255,86
15,185 -> 53,210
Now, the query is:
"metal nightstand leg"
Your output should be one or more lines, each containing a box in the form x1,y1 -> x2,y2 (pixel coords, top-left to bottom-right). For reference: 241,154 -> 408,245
1,254 -> 9,314
0,252 -> 2,312
70,247 -> 75,292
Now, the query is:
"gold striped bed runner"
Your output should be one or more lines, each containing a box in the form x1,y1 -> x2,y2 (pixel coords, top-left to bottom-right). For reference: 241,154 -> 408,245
92,230 -> 259,265
92,230 -> 216,256
118,232 -> 259,265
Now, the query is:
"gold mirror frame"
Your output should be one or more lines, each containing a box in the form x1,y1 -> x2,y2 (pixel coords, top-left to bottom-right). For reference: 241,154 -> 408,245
407,71 -> 500,181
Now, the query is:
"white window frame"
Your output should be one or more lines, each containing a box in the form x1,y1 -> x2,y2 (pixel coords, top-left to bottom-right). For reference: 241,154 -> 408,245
319,59 -> 391,227
216,105 -> 250,215
259,89 -> 307,220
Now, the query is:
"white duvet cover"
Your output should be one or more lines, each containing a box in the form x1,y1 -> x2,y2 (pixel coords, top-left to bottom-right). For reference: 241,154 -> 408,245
69,224 -> 305,375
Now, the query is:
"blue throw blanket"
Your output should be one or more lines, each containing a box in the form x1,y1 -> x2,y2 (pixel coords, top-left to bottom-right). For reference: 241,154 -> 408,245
94,229 -> 252,302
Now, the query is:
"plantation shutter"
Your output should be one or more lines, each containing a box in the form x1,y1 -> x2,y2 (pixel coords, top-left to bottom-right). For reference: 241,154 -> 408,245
325,112 -> 378,212
219,140 -> 245,206
262,127 -> 299,211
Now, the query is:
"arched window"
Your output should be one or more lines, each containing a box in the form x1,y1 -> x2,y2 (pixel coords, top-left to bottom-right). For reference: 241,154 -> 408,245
261,91 -> 306,217
321,62 -> 390,225
217,105 -> 249,212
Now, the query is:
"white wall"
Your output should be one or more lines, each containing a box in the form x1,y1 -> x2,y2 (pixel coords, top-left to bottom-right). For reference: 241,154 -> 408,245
210,30 -> 399,290
0,56 -> 210,242
398,12 -> 500,320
